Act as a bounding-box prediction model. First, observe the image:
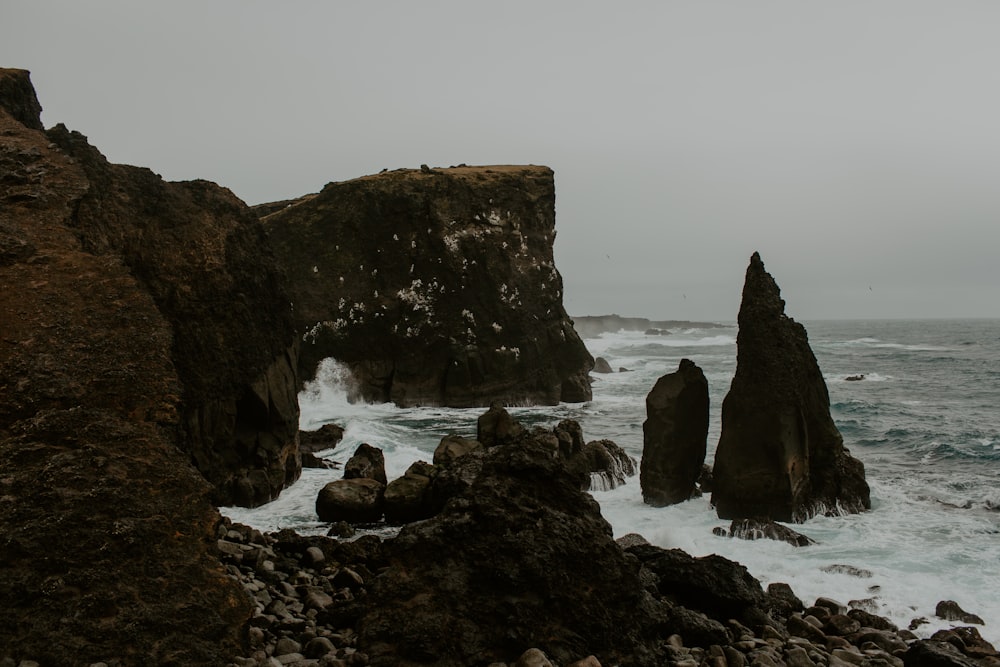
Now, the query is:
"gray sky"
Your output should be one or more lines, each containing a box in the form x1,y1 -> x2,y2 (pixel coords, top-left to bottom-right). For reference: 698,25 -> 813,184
4,1 -> 999,320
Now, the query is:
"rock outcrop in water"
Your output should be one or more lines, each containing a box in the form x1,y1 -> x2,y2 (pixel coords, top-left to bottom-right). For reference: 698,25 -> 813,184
641,358 -> 710,506
259,165 -> 593,407
0,68 -> 298,664
712,252 -> 870,522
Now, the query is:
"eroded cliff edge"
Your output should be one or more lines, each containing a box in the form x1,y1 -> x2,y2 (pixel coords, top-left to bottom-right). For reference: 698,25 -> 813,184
0,68 -> 299,664
259,165 -> 594,407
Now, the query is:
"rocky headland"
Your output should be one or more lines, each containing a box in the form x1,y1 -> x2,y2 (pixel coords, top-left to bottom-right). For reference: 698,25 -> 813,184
0,67 -> 300,664
1,70 -> 993,667
259,165 -> 593,407
571,314 -> 728,339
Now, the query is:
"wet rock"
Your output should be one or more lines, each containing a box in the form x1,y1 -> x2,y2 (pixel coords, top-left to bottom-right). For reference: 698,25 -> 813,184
383,461 -> 438,524
641,359 -> 710,506
712,252 -> 871,522
935,600 -> 985,625
300,424 -> 345,454
357,433 -> 671,667
715,518 -> 816,547
432,434 -> 482,465
477,403 -> 526,447
261,165 -> 594,407
903,640 -> 979,667
343,444 -> 387,485
593,357 -> 614,373
316,478 -> 385,523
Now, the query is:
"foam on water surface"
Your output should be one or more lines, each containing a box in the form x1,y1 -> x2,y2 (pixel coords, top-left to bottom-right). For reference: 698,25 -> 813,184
222,320 -> 1000,645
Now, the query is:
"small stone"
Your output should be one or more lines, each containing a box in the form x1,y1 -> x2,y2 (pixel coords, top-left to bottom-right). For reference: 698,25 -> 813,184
825,614 -> 861,636
515,648 -> 553,667
305,636 -> 337,658
248,626 -> 266,648
303,586 -> 334,611
724,645 -> 747,667
274,636 -> 302,656
305,546 -> 326,565
784,647 -> 817,667
275,654 -> 306,666
566,656 -> 602,667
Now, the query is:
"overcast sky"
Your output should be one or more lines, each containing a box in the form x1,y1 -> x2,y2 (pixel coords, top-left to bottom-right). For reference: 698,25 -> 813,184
4,1 -> 999,320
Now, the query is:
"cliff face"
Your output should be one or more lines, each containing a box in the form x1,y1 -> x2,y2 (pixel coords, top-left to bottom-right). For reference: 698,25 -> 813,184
44,124 -> 301,509
0,69 -> 298,663
711,253 -> 870,522
261,165 -> 593,407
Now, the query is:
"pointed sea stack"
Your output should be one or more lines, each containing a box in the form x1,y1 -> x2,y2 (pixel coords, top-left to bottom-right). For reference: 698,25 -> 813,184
711,253 -> 870,522
640,359 -> 709,506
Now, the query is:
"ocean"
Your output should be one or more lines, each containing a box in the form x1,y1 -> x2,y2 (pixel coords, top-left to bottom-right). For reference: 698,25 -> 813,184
222,318 -> 1000,645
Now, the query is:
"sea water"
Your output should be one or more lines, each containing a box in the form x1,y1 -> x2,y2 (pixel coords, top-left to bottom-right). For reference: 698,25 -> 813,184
222,319 -> 1000,645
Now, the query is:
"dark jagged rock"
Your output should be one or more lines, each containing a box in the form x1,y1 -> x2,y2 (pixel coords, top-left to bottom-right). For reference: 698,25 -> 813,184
384,461 -> 438,524
356,434 -> 672,667
433,434 -> 483,465
42,122 -> 300,509
936,600 -> 985,625
712,253 -> 870,522
316,478 -> 385,523
580,439 -> 637,491
713,518 -> 817,547
625,543 -> 773,633
261,165 -> 594,407
343,443 -> 387,485
477,402 -> 526,447
904,640 -> 980,667
0,68 -> 43,131
641,358 -> 709,506
0,68 -> 262,665
299,423 -> 345,454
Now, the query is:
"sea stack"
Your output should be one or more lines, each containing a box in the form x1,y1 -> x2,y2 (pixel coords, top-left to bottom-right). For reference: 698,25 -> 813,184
711,253 -> 870,522
640,359 -> 709,506
259,165 -> 593,408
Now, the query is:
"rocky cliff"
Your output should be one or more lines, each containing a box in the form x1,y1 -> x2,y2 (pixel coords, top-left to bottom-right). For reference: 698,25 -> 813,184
260,165 -> 593,407
0,68 -> 299,663
711,253 -> 870,522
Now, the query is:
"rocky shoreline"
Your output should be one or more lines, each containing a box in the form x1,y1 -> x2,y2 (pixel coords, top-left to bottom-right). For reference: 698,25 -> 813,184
214,510 -> 999,667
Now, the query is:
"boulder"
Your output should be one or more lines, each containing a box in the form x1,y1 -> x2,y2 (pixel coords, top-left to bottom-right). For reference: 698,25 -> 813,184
593,357 -> 614,373
935,600 -> 985,625
316,478 -> 386,523
344,443 -> 387,485
712,253 -> 870,522
477,402 -> 526,447
580,439 -> 637,491
641,359 -> 710,506
356,434 -> 672,667
384,461 -> 438,524
0,68 -> 273,664
624,543 -> 773,633
433,434 -> 483,465
260,165 -> 594,407
714,518 -> 816,547
300,423 -> 345,454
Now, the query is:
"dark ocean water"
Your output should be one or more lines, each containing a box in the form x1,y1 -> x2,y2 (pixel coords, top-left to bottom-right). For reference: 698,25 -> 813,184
223,318 -> 1000,643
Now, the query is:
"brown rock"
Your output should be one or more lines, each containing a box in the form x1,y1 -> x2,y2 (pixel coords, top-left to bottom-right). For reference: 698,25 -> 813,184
343,443 -> 387,485
433,434 -> 483,465
0,68 -> 253,665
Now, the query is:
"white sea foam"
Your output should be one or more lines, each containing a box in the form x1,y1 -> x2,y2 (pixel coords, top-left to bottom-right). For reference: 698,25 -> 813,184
223,322 -> 1000,646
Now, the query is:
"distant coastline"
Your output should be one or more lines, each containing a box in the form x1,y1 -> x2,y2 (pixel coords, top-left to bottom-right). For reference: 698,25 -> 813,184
571,314 -> 730,339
